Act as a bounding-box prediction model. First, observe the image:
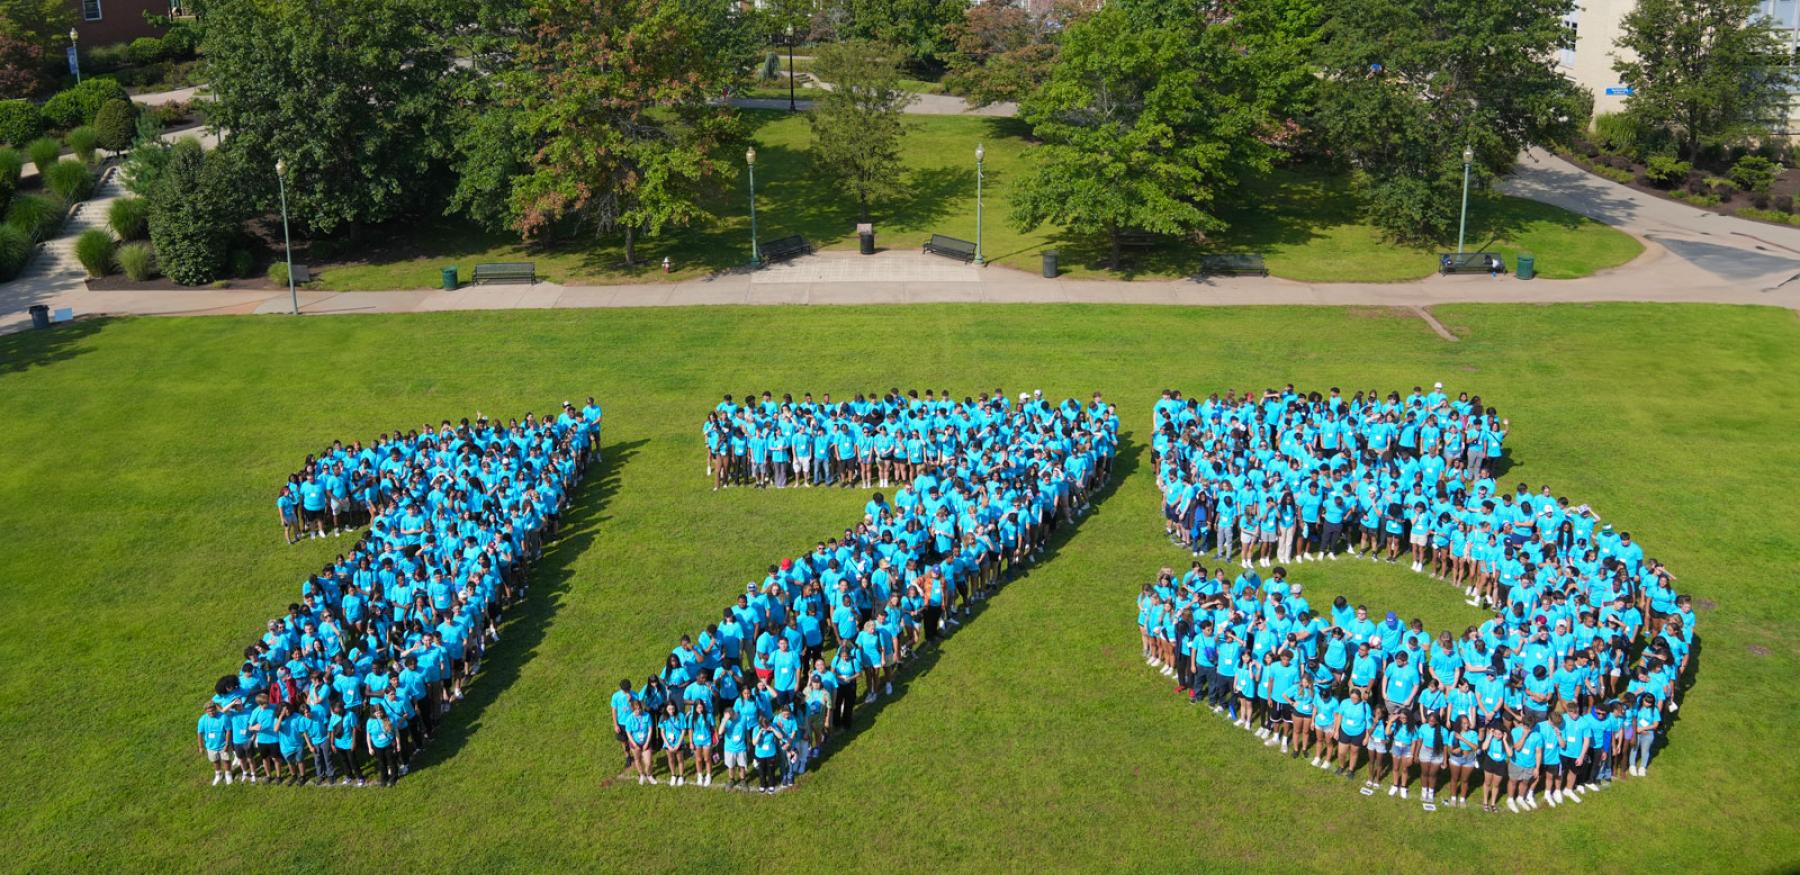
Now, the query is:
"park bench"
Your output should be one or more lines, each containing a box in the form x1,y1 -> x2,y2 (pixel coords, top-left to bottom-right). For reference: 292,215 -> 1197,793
1117,230 -> 1163,250
922,233 -> 977,263
761,235 -> 813,263
1198,253 -> 1269,278
473,262 -> 537,285
1439,252 -> 1505,276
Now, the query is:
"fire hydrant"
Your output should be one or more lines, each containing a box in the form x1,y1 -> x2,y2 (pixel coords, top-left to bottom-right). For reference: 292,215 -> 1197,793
662,256 -> 672,274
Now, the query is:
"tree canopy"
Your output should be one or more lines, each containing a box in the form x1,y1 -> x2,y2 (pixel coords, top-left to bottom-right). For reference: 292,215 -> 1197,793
1010,0 -> 1279,267
1315,0 -> 1587,242
807,39 -> 915,223
1614,0 -> 1798,162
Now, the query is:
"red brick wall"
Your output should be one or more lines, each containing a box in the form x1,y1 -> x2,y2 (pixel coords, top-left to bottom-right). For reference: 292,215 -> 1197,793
69,0 -> 167,46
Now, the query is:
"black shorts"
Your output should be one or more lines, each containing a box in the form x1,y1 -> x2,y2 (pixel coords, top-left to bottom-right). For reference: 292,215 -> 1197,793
1269,703 -> 1292,723
258,741 -> 281,759
614,726 -> 627,743
302,507 -> 323,523
1341,730 -> 1365,748
1480,753 -> 1506,777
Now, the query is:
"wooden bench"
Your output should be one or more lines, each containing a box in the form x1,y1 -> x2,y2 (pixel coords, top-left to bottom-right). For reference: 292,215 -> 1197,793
473,262 -> 536,284
1439,252 -> 1505,275
761,235 -> 812,263
1198,254 -> 1268,278
1117,230 -> 1163,250
922,233 -> 977,262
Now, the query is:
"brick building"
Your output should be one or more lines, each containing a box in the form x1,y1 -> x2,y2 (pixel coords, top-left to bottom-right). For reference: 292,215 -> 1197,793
69,0 -> 172,46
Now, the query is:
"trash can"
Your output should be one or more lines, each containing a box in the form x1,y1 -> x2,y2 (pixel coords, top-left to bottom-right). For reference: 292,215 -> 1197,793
859,231 -> 875,255
1042,250 -> 1058,278
28,304 -> 49,329
442,266 -> 459,290
1516,255 -> 1535,280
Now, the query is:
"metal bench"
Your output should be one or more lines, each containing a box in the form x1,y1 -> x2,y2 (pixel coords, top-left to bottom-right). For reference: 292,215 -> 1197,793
472,262 -> 537,285
761,235 -> 812,263
1438,252 -> 1505,275
1198,253 -> 1269,278
922,233 -> 977,262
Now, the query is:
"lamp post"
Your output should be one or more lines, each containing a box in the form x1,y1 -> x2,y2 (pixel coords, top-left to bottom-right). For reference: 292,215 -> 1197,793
746,147 -> 761,267
68,28 -> 80,84
1456,145 -> 1474,255
785,24 -> 797,112
974,143 -> 985,267
276,158 -> 297,315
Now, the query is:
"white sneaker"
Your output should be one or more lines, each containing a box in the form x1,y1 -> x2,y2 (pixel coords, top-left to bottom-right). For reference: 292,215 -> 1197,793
648,777 -> 659,785
212,773 -> 222,786
638,775 -> 646,785
1328,553 -> 1337,561
1264,736 -> 1279,748
1506,797 -> 1519,813
224,772 -> 233,785
1567,789 -> 1582,803
1311,757 -> 1323,767
1280,741 -> 1289,754
1401,787 -> 1409,799
1387,785 -> 1397,797
885,683 -> 893,695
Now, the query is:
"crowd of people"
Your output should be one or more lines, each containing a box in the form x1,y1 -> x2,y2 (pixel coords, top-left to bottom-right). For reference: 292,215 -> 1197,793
194,400 -> 604,786
1140,385 -> 1693,813
610,389 -> 1119,793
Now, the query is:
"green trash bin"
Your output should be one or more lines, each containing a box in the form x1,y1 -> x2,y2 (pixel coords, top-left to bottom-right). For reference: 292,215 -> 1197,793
1516,255 -> 1535,280
442,266 -> 459,290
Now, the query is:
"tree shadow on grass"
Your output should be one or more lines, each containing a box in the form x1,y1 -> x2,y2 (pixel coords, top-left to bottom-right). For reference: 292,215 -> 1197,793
0,315 -> 105,376
410,437 -> 647,774
774,431 -> 1145,782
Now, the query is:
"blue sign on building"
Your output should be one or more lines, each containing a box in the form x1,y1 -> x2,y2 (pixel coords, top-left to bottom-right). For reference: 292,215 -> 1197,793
1604,86 -> 1634,96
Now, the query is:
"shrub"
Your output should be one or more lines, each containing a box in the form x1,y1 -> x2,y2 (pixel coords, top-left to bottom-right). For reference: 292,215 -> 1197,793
1752,192 -> 1771,209
1778,195 -> 1795,213
1711,183 -> 1734,202
65,126 -> 98,164
268,261 -> 290,286
40,78 -> 130,128
1684,177 -> 1706,195
115,241 -> 156,280
0,223 -> 30,280
761,52 -> 780,81
26,136 -> 61,175
44,159 -> 94,203
1592,112 -> 1646,159
4,194 -> 62,241
161,24 -> 200,59
126,36 -> 164,67
1645,155 -> 1692,188
1728,155 -> 1781,193
0,99 -> 42,147
1737,207 -> 1800,226
228,248 -> 254,278
0,147 -> 20,204
108,196 -> 149,240
93,100 -> 135,153
1582,143 -> 1599,159
73,228 -> 115,277
151,101 -> 189,128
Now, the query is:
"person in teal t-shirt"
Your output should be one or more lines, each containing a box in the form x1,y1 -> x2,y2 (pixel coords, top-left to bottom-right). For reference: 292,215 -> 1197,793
195,702 -> 232,785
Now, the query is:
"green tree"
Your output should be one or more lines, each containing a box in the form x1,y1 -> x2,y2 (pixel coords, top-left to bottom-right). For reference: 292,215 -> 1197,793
508,0 -> 749,265
147,139 -> 246,284
1316,0 -> 1587,242
1614,0 -> 1797,162
1010,0 -> 1278,268
825,0 -> 966,69
201,0 -> 457,235
93,98 -> 135,153
0,0 -> 72,96
942,0 -> 1094,108
807,40 -> 914,222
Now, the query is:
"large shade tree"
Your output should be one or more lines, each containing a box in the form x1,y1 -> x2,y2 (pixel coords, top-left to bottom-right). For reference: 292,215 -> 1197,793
1315,0 -> 1588,242
507,0 -> 751,264
202,0 -> 458,236
1614,0 -> 1798,162
1010,0 -> 1280,268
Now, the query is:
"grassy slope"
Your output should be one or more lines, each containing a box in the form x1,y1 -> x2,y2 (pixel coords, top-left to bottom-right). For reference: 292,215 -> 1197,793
0,304 -> 1793,874
313,113 -> 1640,290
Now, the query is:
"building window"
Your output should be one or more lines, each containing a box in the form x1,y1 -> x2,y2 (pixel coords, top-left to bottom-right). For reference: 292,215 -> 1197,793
82,0 -> 101,20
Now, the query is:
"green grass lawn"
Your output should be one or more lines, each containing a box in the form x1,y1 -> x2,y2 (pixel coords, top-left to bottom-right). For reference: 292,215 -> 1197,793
0,303 -> 1795,874
312,112 -> 1640,290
